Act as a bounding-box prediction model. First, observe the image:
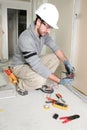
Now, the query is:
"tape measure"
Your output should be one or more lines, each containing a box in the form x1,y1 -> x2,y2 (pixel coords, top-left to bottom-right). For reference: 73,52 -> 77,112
43,104 -> 50,110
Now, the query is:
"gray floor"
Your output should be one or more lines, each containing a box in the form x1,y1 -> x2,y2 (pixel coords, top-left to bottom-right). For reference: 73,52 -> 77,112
0,62 -> 87,130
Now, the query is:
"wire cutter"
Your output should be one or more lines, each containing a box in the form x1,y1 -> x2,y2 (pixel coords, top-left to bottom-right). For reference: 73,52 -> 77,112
46,97 -> 68,110
59,114 -> 80,123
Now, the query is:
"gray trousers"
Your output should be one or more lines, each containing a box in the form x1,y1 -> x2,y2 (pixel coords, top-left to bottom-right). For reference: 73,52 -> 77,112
12,53 -> 60,90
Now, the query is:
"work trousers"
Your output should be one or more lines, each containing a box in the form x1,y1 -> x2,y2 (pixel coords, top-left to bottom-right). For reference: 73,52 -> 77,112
12,53 -> 60,90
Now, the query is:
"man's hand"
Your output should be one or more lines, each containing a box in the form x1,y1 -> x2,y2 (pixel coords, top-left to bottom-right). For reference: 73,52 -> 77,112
64,60 -> 75,75
59,77 -> 74,86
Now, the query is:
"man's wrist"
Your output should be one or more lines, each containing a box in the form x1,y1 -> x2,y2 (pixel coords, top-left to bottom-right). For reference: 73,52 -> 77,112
57,79 -> 60,84
63,60 -> 69,65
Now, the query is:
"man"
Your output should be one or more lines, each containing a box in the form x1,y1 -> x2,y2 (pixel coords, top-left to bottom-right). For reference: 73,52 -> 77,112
11,3 -> 74,94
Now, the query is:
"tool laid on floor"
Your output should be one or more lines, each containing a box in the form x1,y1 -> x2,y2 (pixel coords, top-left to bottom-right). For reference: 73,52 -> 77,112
36,85 -> 54,94
56,93 -> 66,103
46,97 -> 68,110
52,102 -> 68,110
59,114 -> 80,124
46,97 -> 57,103
53,113 -> 59,119
4,67 -> 28,96
43,104 -> 50,110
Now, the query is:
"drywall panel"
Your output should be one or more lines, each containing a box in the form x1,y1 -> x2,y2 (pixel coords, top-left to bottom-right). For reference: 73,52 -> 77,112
73,0 -> 87,95
48,0 -> 74,77
49,0 -> 74,58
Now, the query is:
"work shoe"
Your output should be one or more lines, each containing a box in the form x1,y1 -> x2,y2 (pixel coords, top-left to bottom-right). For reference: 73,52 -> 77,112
17,88 -> 28,96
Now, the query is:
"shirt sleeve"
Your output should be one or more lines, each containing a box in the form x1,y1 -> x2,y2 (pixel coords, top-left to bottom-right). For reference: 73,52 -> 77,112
44,34 -> 60,52
18,35 -> 51,78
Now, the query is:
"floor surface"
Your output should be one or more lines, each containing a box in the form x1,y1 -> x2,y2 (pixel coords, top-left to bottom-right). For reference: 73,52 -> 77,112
0,84 -> 87,130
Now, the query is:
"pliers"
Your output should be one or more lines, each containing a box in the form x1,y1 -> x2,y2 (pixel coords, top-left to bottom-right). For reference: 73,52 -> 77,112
62,71 -> 74,79
59,114 -> 80,123
46,97 -> 68,108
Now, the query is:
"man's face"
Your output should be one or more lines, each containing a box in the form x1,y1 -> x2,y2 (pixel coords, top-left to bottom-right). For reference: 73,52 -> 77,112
36,19 -> 52,37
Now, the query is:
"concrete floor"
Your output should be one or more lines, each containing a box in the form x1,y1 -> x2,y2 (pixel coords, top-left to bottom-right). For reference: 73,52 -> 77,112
0,83 -> 87,129
0,63 -> 87,130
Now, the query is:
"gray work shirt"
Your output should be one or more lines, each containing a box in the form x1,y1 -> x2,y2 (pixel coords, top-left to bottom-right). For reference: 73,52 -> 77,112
11,22 -> 60,78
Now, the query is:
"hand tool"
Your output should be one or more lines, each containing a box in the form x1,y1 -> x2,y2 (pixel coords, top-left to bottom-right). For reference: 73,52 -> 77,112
52,102 -> 68,110
43,104 -> 50,110
59,114 -> 80,123
56,93 -> 66,103
53,113 -> 59,119
4,69 -> 18,84
46,97 -> 68,110
61,71 -> 74,79
36,85 -> 54,94
4,67 -> 28,96
46,97 -> 57,103
59,71 -> 75,86
65,71 -> 74,79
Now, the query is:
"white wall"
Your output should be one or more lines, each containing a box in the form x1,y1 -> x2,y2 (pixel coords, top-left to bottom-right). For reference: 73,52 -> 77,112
49,0 -> 74,58
73,0 -> 87,95
48,0 -> 74,77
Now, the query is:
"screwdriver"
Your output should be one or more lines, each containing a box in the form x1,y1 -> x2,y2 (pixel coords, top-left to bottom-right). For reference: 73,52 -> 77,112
56,93 -> 66,103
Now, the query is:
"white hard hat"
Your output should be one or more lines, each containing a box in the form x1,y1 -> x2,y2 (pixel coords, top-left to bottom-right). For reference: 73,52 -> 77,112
35,3 -> 59,29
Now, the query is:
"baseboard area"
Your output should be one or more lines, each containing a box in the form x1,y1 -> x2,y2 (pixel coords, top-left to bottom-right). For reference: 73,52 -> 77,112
66,85 -> 87,103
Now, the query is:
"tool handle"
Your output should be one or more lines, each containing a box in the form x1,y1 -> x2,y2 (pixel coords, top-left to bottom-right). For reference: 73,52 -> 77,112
68,115 -> 80,120
4,69 -> 11,75
46,97 -> 57,103
4,69 -> 18,84
59,116 -> 68,119
56,93 -> 62,98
